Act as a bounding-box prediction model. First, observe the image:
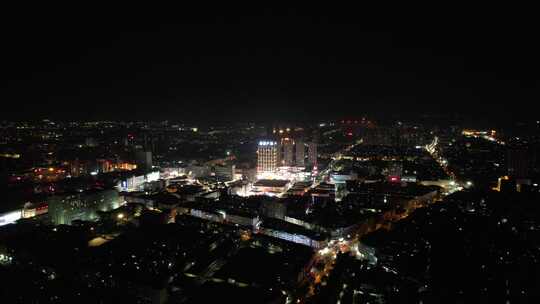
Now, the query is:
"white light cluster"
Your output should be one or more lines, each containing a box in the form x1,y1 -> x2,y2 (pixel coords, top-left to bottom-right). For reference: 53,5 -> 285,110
256,166 -> 310,184
259,141 -> 276,146
0,210 -> 22,226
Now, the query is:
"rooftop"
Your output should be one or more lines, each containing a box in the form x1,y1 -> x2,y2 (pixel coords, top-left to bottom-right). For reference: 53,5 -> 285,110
253,179 -> 290,187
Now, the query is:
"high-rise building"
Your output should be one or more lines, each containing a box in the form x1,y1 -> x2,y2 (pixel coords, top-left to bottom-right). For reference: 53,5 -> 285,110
282,138 -> 294,166
308,141 -> 317,168
257,140 -> 279,174
48,189 -> 120,225
295,138 -> 305,167
213,164 -> 236,181
507,146 -> 531,179
135,150 -> 153,171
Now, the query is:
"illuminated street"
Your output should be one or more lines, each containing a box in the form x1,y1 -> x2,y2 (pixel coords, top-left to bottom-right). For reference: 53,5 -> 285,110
296,137 -> 455,302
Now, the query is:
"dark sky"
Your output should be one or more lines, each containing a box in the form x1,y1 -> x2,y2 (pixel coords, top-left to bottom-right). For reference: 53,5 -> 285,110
1,8 -> 539,122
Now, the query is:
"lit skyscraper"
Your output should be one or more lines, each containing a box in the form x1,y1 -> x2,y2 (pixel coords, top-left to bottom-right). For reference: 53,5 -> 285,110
295,138 -> 305,167
308,141 -> 318,168
257,140 -> 279,174
282,138 -> 294,166
135,150 -> 153,171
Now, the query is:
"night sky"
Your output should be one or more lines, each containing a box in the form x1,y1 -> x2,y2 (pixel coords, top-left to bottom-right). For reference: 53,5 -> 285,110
1,8 -> 538,122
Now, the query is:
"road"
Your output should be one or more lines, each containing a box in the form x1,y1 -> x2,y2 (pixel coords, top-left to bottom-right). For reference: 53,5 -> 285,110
296,137 -> 459,302
296,196 -> 433,302
425,136 -> 467,194
313,141 -> 361,186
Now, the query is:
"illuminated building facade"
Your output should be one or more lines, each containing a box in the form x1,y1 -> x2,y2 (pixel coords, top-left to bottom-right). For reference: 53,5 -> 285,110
308,141 -> 317,168
31,167 -> 68,182
252,179 -> 290,195
113,162 -> 137,171
282,138 -> 294,166
257,141 -> 279,175
63,159 -> 136,177
48,189 -> 121,225
116,171 -> 160,192
22,202 -> 48,219
212,164 -> 236,181
295,138 -> 305,167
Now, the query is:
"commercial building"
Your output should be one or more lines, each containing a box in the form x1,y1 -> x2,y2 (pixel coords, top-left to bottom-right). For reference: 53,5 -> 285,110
212,164 -> 236,181
48,189 -> 121,225
286,181 -> 313,196
257,141 -> 279,175
22,202 -> 48,219
116,171 -> 160,192
135,150 -> 153,171
307,141 -> 317,168
330,171 -> 358,184
282,138 -> 294,166
295,138 -> 305,167
252,179 -> 291,195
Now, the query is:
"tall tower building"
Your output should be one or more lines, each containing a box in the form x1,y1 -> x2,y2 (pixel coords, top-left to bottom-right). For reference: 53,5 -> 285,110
282,138 -> 294,166
135,150 -> 153,171
308,141 -> 318,168
295,138 -> 305,167
507,146 -> 531,179
257,140 -> 278,175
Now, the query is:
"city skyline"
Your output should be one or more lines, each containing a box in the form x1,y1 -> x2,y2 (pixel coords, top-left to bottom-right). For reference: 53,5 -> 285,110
2,7 -> 540,303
